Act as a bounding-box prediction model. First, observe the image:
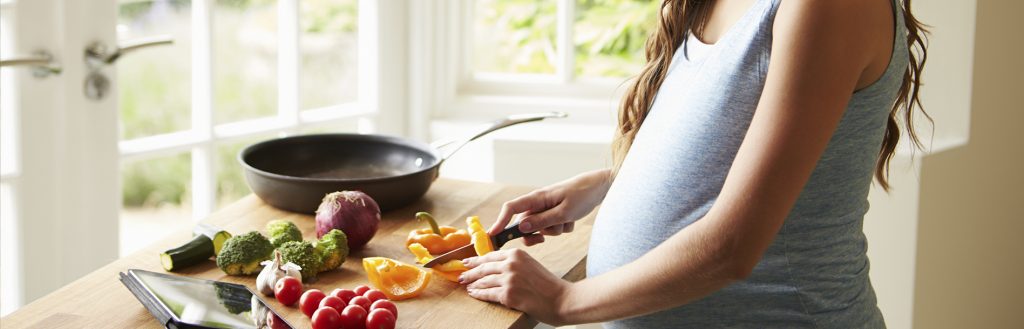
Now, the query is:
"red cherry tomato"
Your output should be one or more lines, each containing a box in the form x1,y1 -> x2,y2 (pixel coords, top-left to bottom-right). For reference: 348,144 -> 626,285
363,289 -> 388,303
339,304 -> 368,329
312,307 -> 342,329
319,296 -> 346,313
348,295 -> 371,309
274,277 -> 303,306
366,308 -> 396,329
369,299 -> 397,318
353,285 -> 371,296
266,310 -> 290,329
331,288 -> 358,304
300,289 -> 327,318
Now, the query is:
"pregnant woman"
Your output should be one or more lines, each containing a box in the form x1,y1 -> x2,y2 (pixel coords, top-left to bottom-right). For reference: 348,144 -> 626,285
458,0 -> 929,327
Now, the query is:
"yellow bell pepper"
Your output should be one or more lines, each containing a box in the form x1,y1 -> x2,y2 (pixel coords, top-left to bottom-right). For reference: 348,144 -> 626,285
406,212 -> 472,255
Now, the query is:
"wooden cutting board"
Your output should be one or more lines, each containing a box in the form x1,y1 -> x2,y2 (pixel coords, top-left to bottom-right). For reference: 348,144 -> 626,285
0,179 -> 594,329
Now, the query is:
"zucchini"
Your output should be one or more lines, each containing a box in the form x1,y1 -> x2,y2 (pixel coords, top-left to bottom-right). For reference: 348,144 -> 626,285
193,223 -> 232,254
161,234 -> 215,271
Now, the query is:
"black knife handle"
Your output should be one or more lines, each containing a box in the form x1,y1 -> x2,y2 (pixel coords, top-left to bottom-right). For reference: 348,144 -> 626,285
492,224 -> 532,249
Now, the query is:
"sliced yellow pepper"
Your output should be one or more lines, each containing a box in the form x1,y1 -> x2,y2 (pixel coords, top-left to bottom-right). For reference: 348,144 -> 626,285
407,243 -> 467,283
466,216 -> 494,256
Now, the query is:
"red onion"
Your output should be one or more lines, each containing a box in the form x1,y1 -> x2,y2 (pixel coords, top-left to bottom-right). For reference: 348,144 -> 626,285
315,191 -> 381,250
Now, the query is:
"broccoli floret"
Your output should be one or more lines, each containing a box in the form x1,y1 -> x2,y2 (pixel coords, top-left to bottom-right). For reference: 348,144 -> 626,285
277,240 -> 321,280
316,229 -> 349,272
216,231 -> 274,276
265,219 -> 302,248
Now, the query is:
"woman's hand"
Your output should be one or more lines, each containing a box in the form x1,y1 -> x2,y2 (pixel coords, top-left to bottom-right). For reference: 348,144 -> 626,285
460,249 -> 572,326
489,169 -> 613,245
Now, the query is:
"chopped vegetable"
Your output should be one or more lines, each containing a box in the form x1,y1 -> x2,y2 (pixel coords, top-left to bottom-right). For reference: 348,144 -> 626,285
405,212 -> 471,255
160,234 -> 215,272
217,231 -> 275,276
193,223 -> 232,254
160,223 -> 232,272
266,219 -> 302,248
316,229 -> 349,272
466,216 -> 494,256
362,257 -> 431,300
408,242 -> 469,284
277,240 -> 322,281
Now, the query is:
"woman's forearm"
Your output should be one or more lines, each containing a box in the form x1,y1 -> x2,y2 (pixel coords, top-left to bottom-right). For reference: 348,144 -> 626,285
557,212 -> 749,324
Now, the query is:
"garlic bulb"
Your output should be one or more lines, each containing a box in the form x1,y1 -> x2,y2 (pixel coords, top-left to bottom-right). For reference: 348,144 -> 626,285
256,251 -> 302,296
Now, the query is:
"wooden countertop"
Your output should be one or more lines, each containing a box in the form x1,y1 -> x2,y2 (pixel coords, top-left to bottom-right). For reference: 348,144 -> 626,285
0,179 -> 593,329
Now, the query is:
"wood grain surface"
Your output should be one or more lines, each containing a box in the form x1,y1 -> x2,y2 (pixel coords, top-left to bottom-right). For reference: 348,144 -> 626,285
0,179 -> 594,329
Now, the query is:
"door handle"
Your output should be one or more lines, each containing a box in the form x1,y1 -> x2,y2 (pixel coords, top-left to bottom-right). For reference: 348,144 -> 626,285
85,35 -> 174,67
0,50 -> 61,78
81,35 -> 173,100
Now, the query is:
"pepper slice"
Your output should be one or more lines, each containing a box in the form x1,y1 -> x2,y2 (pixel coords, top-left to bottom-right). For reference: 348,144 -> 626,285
407,243 -> 467,283
362,257 -> 431,300
466,216 -> 494,256
406,212 -> 472,255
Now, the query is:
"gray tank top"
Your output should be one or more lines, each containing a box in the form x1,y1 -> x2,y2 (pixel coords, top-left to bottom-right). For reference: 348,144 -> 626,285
587,0 -> 907,327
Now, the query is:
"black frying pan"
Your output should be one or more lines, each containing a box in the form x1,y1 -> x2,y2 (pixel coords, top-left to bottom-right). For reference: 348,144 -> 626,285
239,112 -> 566,213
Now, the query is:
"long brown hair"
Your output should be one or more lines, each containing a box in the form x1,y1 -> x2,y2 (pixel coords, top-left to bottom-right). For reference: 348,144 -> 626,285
613,0 -> 930,191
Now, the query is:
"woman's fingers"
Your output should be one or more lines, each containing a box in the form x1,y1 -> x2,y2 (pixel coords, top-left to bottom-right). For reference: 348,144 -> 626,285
563,222 -> 575,233
517,203 -> 566,233
466,273 -> 506,290
490,191 -> 547,235
466,287 -> 506,305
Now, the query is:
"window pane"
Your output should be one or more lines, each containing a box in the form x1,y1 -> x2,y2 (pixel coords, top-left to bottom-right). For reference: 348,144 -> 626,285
120,152 -> 192,256
300,0 -> 358,110
474,0 -> 558,74
214,0 -> 277,124
573,0 -> 657,78
118,0 -> 192,139
215,134 -> 274,207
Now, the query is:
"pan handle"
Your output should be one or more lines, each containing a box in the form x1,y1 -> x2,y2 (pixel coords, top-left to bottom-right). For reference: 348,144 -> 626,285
431,111 -> 568,160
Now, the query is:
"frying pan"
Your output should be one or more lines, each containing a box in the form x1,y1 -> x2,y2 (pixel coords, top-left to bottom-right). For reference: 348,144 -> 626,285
239,112 -> 566,213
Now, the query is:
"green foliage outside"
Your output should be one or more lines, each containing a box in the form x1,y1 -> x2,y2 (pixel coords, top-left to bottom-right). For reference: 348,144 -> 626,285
474,0 -> 658,77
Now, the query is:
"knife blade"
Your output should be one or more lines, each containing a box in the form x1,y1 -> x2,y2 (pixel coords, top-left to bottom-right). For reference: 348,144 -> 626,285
423,224 -> 532,268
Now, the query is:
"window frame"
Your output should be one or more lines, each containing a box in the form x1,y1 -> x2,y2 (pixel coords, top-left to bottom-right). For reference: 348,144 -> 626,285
416,0 -> 635,126
117,0 -> 391,220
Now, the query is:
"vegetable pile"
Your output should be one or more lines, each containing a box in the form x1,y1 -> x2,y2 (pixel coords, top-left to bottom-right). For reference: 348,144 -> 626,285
216,219 -> 349,282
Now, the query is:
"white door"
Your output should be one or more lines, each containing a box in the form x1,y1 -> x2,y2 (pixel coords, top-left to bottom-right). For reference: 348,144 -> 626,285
0,0 -> 120,316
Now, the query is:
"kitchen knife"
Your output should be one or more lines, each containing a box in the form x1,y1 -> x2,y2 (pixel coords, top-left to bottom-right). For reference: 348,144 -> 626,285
423,224 -> 532,268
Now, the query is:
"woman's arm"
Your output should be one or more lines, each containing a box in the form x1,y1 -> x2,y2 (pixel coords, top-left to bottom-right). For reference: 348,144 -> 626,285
461,0 -> 889,324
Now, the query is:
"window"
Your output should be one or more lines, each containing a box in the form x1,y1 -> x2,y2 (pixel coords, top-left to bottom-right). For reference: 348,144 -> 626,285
469,0 -> 657,97
420,0 -> 658,123
116,0 -> 364,256
472,0 -> 656,80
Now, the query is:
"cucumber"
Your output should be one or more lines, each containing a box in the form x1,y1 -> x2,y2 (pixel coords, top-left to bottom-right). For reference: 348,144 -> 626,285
193,223 -> 232,254
161,234 -> 215,272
